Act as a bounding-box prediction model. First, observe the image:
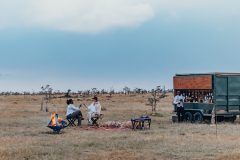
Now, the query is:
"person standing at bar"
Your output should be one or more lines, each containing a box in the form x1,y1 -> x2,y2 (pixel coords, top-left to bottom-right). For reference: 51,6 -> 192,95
173,91 -> 185,122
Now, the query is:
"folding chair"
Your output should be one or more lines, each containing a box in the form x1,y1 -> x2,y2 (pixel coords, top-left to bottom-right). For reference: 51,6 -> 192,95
66,116 -> 77,127
91,114 -> 104,127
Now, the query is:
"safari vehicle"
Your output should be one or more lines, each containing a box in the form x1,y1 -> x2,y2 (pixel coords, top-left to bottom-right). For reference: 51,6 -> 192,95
172,73 -> 240,123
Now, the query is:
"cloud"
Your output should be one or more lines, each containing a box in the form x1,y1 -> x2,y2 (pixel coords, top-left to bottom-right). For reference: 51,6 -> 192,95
0,0 -> 239,33
0,0 -> 155,33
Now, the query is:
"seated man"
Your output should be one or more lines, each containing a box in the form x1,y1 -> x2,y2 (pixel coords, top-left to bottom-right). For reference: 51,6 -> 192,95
66,99 -> 83,126
87,96 -> 102,125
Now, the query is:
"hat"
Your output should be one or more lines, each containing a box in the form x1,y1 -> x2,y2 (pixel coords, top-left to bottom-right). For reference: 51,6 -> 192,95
92,96 -> 98,101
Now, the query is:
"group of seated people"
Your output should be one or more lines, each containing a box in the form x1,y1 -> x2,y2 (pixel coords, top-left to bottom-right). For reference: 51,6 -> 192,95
66,96 -> 101,126
177,92 -> 213,104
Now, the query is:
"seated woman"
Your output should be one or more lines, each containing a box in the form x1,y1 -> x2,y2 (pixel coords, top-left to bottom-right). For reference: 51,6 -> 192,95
66,99 -> 83,126
85,96 -> 102,125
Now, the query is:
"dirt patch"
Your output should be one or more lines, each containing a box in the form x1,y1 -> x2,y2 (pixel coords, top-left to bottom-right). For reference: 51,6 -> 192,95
78,126 -> 131,132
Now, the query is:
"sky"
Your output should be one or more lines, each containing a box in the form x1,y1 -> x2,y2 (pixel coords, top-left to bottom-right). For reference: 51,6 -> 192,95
0,0 -> 240,92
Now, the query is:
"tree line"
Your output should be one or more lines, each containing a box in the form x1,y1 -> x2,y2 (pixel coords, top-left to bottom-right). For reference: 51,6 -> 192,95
0,86 -> 172,97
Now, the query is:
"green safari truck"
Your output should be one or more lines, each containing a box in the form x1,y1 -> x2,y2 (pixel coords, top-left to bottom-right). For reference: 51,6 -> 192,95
172,73 -> 240,123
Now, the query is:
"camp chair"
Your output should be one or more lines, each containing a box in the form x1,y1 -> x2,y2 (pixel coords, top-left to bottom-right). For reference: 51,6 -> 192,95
66,115 -> 77,127
91,113 -> 104,127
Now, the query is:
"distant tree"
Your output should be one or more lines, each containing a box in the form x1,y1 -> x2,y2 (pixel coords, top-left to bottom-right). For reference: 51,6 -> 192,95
123,86 -> 130,95
134,88 -> 142,94
40,85 -> 52,112
160,86 -> 167,98
101,89 -> 107,95
147,85 -> 167,114
148,88 -> 159,114
109,87 -> 115,97
142,89 -> 148,94
156,86 -> 161,94
91,88 -> 98,96
84,90 -> 90,96
56,90 -> 61,96
151,90 -> 158,114
65,89 -> 71,98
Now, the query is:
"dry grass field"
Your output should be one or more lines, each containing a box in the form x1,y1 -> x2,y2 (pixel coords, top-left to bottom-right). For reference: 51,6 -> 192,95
1,93 -> 240,160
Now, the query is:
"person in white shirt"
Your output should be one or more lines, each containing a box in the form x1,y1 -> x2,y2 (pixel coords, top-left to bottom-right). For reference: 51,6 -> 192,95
173,91 -> 185,122
66,99 -> 83,126
86,96 -> 102,125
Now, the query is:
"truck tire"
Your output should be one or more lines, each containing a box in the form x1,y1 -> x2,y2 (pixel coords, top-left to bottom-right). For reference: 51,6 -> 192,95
184,112 -> 193,123
228,116 -> 236,123
193,112 -> 203,123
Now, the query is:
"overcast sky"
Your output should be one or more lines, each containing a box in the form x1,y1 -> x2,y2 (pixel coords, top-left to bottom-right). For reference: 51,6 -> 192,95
0,0 -> 240,92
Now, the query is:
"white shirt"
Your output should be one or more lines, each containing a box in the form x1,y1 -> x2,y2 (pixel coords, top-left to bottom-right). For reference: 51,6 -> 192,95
88,102 -> 101,114
88,104 -> 96,113
173,95 -> 184,107
66,104 -> 79,116
95,102 -> 101,114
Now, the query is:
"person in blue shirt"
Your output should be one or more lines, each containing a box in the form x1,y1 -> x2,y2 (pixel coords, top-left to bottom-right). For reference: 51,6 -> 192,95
66,99 -> 83,126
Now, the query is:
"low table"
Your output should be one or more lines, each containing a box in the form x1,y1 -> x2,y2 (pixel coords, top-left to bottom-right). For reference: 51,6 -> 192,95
131,116 -> 151,130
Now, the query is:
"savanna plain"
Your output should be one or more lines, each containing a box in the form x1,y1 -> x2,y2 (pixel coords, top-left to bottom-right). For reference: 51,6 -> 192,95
1,93 -> 240,160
